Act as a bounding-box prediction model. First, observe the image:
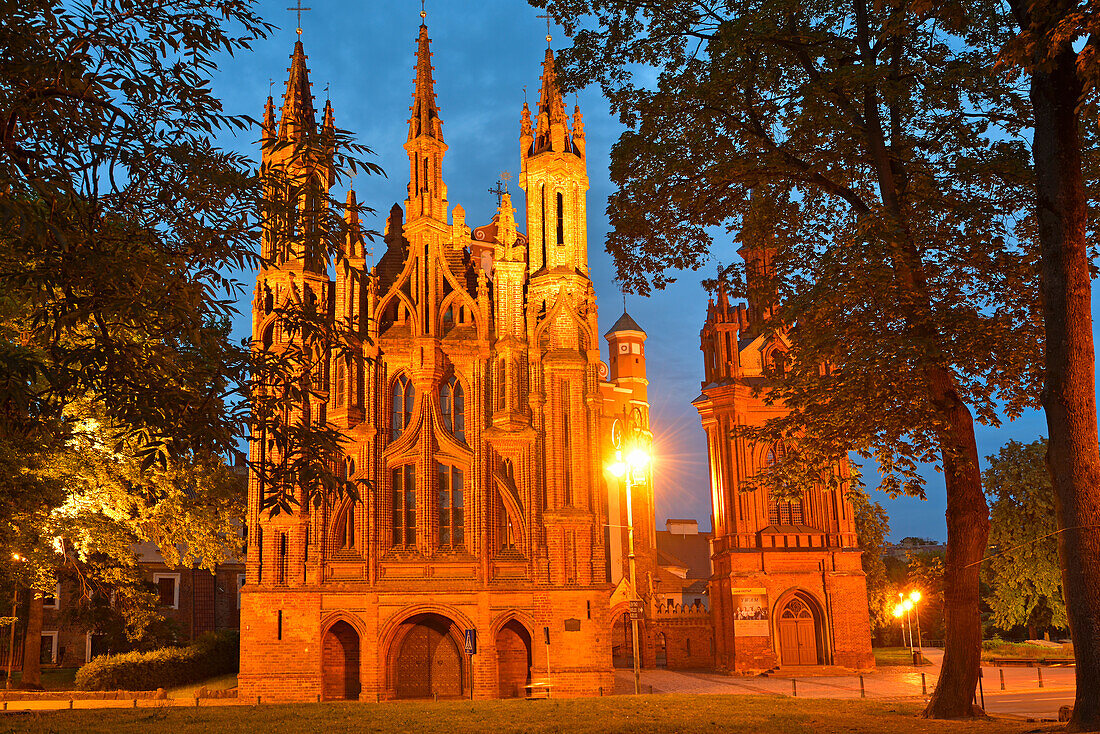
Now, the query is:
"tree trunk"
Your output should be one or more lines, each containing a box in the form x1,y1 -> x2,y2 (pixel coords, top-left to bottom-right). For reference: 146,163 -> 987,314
19,592 -> 41,690
1030,45 -> 1100,733
922,368 -> 990,719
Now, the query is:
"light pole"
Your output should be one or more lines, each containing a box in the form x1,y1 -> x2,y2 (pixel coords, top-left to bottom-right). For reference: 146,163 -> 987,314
608,420 -> 650,696
909,590 -> 924,664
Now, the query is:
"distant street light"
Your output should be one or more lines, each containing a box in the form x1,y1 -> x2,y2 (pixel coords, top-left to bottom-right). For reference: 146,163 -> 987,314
908,590 -> 924,663
607,412 -> 651,696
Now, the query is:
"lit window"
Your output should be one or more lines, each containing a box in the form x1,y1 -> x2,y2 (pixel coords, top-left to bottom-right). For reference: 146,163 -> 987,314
440,377 -> 465,442
392,464 -> 416,546
392,374 -> 415,440
437,464 -> 465,547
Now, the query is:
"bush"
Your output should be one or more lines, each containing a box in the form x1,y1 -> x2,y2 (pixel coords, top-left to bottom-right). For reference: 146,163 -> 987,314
75,630 -> 239,691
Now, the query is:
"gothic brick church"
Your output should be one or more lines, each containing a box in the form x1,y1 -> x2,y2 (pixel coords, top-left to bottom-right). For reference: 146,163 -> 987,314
239,20 -> 657,701
240,15 -> 870,703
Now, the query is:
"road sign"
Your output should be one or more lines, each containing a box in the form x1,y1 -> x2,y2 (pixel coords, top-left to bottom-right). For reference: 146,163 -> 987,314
629,599 -> 644,620
464,629 -> 477,655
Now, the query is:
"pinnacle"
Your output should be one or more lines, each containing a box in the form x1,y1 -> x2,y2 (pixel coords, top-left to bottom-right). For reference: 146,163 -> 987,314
279,39 -> 317,139
408,22 -> 443,142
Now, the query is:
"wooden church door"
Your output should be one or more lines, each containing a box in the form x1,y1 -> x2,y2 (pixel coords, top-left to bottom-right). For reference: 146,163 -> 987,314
778,597 -> 819,666
395,619 -> 463,698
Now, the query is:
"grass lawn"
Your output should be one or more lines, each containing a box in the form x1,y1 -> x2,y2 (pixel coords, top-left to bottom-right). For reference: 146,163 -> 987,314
0,668 -> 78,690
167,674 -> 238,700
981,641 -> 1073,661
873,647 -> 919,666
0,695 -> 1045,734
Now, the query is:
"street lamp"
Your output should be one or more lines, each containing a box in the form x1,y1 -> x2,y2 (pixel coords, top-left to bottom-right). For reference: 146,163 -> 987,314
908,590 -> 923,663
608,416 -> 651,696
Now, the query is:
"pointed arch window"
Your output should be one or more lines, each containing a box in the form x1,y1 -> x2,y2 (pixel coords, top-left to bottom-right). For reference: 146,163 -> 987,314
437,463 -> 465,547
440,377 -> 465,442
392,464 -> 416,546
335,500 -> 356,551
556,191 -> 565,245
392,374 -> 415,440
334,360 -> 345,408
765,444 -> 803,526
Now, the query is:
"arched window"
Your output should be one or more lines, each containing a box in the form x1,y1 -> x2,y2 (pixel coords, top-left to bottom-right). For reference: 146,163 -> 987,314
392,374 -> 415,440
335,501 -> 356,551
440,377 -> 465,442
392,464 -> 416,546
765,443 -> 804,526
556,191 -> 565,244
442,305 -> 455,332
437,463 -> 465,547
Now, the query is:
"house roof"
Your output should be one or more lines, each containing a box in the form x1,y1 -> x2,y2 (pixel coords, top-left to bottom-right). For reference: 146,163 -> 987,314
655,529 -> 712,579
604,311 -> 646,337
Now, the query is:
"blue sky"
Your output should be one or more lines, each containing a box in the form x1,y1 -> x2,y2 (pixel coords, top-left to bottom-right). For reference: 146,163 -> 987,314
210,0 -> 1057,543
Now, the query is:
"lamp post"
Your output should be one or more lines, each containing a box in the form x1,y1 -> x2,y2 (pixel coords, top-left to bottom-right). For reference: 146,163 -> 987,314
909,590 -> 923,664
608,417 -> 650,696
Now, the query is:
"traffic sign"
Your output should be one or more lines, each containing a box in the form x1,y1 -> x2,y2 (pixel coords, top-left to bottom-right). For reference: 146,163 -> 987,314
464,628 -> 477,655
629,599 -> 644,620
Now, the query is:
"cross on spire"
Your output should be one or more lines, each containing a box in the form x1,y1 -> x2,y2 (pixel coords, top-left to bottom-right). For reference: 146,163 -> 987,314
536,13 -> 552,47
287,0 -> 310,35
488,180 -> 507,207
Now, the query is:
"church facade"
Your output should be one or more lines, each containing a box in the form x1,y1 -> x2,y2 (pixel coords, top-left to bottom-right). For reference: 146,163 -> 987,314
239,22 -> 655,701
693,246 -> 874,672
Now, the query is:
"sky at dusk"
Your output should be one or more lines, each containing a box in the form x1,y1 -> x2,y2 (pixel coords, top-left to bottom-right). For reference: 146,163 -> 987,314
209,0 -> 1057,543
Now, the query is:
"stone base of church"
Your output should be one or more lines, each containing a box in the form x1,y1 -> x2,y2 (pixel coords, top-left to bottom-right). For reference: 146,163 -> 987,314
238,584 -> 614,702
710,547 -> 875,674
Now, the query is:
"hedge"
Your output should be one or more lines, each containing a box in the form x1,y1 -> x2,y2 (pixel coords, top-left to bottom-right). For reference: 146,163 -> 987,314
75,630 -> 239,691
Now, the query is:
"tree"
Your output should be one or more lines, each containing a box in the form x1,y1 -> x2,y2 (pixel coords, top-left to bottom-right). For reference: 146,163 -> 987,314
0,1 -> 378,680
998,4 -> 1100,729
852,490 -> 893,635
983,438 -> 1065,638
535,0 -> 1042,717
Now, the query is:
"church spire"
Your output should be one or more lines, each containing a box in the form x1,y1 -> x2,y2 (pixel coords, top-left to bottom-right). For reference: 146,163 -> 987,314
404,19 -> 448,220
279,40 -> 317,141
532,48 -> 572,156
408,23 -> 443,143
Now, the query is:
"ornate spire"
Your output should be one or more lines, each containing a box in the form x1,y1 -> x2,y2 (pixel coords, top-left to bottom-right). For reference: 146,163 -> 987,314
533,48 -> 570,155
408,23 -> 443,143
344,188 -> 363,258
279,40 -> 317,140
263,95 -> 276,141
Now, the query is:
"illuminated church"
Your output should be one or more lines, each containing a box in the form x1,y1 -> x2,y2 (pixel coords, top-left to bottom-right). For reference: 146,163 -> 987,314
240,14 -> 871,703
240,19 -> 656,701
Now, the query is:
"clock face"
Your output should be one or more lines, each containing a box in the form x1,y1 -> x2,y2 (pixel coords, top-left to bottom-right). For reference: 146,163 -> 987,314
619,343 -> 630,354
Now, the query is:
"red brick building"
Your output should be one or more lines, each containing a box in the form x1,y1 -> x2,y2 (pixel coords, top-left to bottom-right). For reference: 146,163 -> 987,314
693,246 -> 874,672
241,23 -> 620,702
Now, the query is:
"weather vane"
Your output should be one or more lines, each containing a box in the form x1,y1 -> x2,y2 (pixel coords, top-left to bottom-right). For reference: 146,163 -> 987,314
536,13 -> 552,47
288,0 -> 310,35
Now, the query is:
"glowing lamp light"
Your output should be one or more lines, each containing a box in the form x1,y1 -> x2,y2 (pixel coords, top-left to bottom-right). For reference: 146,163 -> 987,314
903,599 -> 913,612
608,450 -> 627,477
11,553 -> 23,562
893,604 -> 904,618
627,448 -> 650,469
909,590 -> 921,603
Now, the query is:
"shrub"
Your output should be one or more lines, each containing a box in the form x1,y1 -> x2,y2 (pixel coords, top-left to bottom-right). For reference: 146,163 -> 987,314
75,630 -> 239,691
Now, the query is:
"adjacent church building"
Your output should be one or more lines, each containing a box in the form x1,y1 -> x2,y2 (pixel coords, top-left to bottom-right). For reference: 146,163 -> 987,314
240,15 -> 871,703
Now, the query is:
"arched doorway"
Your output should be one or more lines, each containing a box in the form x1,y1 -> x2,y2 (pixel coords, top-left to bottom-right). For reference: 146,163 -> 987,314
611,610 -> 634,668
655,632 -> 667,668
322,620 -> 361,700
777,594 -> 823,666
495,619 -> 532,698
392,613 -> 464,699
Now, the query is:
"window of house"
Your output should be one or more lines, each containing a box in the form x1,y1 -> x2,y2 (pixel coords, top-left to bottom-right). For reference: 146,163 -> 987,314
40,631 -> 57,665
42,583 -> 60,610
153,573 -> 180,609
334,360 -> 345,408
392,464 -> 416,546
437,463 -> 465,547
440,377 -> 465,442
237,573 -> 246,610
392,374 -> 415,440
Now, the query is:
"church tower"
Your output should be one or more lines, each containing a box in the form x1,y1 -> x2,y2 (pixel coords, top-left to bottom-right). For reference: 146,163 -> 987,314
248,37 -> 336,592
693,248 -> 873,673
